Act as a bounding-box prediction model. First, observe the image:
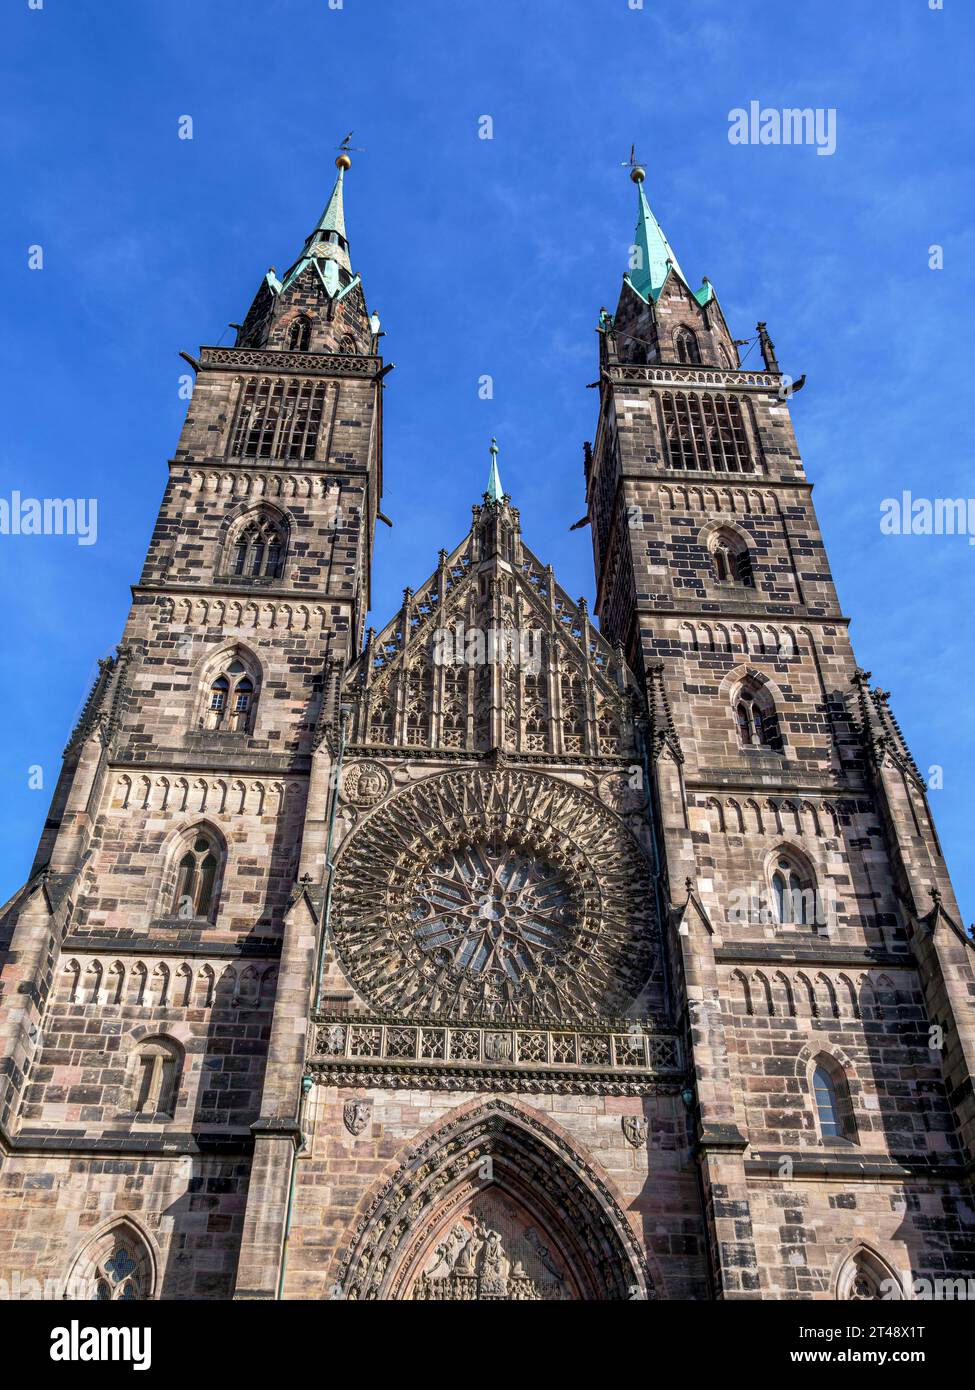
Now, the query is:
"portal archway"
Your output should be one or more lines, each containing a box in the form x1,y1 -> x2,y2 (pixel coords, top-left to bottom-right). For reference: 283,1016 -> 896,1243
332,1100 -> 653,1301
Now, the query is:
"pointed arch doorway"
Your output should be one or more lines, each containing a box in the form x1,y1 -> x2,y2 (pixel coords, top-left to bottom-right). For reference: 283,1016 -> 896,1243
332,1100 -> 653,1301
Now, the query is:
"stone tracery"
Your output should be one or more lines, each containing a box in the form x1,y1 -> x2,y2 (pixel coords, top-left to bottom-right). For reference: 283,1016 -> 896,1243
332,768 -> 657,1023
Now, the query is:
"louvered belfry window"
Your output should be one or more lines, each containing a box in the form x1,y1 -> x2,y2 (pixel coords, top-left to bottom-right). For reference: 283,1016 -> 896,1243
661,391 -> 753,472
230,378 -> 327,461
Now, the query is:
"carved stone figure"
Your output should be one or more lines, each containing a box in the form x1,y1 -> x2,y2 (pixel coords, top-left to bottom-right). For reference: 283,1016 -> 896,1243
622,1115 -> 649,1148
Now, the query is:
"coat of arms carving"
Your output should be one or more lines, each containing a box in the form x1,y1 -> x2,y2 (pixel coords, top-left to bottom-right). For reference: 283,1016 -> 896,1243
484,1031 -> 513,1062
343,1098 -> 372,1136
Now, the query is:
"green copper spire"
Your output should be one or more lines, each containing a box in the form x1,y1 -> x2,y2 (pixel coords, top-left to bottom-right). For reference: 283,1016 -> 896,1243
280,155 -> 354,294
627,166 -> 688,303
485,437 -> 504,503
314,160 -> 348,244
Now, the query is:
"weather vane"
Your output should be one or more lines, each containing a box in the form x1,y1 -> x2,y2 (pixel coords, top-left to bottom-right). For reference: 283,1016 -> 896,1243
622,143 -> 647,183
335,131 -> 366,170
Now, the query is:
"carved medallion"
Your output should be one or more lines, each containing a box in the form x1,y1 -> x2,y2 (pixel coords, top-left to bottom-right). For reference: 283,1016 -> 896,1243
621,1115 -> 648,1148
343,1098 -> 372,1136
331,768 -> 656,1024
342,761 -> 391,806
598,770 -> 647,815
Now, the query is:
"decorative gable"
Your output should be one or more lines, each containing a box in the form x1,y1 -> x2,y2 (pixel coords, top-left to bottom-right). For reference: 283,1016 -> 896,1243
343,500 -> 638,759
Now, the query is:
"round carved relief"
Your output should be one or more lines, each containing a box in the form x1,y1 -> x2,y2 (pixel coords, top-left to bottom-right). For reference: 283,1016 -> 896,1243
598,770 -> 647,815
342,761 -> 392,806
331,768 -> 656,1023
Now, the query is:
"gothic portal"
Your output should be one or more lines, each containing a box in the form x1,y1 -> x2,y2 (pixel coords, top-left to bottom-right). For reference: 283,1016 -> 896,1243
1,156 -> 973,1302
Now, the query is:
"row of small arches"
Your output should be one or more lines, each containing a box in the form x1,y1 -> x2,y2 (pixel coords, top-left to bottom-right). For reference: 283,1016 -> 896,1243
729,970 -> 912,1020
185,471 -> 340,498
678,621 -> 809,658
657,486 -> 776,514
700,798 -> 843,838
158,597 -> 328,631
112,775 -> 299,816
59,957 -> 277,1009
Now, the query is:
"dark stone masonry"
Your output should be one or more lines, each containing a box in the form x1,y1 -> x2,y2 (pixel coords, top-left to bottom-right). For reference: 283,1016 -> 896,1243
1,158 -> 972,1302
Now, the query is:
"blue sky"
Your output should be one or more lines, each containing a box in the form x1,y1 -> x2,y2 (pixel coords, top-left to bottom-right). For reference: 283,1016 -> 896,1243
1,0 -> 972,920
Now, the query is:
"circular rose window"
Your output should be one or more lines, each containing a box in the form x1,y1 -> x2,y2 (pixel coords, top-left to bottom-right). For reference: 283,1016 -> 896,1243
331,769 -> 656,1023
409,843 -> 577,983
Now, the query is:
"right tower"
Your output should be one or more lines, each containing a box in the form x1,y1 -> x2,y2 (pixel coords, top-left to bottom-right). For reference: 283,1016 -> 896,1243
586,163 -> 975,1298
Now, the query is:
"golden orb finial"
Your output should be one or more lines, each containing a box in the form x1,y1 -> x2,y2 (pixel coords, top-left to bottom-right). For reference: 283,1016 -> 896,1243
336,153 -> 352,171
630,164 -> 646,184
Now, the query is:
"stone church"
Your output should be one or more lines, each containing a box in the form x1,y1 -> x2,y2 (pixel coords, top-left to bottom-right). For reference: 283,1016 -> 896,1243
1,154 -> 973,1302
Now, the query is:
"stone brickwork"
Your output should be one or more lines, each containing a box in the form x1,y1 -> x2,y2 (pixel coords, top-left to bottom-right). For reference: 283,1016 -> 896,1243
1,164 -> 972,1302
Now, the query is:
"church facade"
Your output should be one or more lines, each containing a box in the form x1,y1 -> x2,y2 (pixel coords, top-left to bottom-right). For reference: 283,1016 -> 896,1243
1,157 -> 973,1302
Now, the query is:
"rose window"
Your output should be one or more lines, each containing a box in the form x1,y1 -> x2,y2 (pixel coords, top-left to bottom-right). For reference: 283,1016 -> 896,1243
409,843 -> 576,985
331,769 -> 657,1023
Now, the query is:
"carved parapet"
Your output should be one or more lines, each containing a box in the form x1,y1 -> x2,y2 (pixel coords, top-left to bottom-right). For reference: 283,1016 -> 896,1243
308,1017 -> 682,1095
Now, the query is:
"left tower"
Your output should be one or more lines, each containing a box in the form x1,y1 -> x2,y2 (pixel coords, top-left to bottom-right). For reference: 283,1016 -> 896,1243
0,157 -> 384,1299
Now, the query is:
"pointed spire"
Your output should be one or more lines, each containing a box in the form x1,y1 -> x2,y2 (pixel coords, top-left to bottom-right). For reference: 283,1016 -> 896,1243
627,164 -> 688,303
280,155 -> 354,294
485,437 -> 504,504
314,158 -> 349,246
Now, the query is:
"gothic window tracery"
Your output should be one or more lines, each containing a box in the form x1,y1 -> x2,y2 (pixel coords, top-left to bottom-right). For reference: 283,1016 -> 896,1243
170,828 -> 223,921
734,681 -> 781,751
287,316 -> 312,351
709,527 -> 754,586
331,769 -> 656,1024
66,1225 -> 155,1302
837,1249 -> 900,1301
228,513 -> 286,580
770,849 -> 817,927
230,377 -> 327,460
205,658 -> 257,732
673,326 -> 701,364
661,391 -> 752,472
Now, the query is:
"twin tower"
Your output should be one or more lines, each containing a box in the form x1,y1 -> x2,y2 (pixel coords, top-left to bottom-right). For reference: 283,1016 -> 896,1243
1,156 -> 972,1302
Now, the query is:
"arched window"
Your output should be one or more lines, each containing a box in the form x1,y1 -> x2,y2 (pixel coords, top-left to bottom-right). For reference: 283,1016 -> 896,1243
172,831 -> 221,920
769,849 -> 817,926
810,1055 -> 855,1142
203,656 -> 257,732
812,1064 -> 842,1136
837,1248 -> 901,1300
338,334 -> 357,355
66,1223 -> 155,1301
709,528 -> 754,587
673,327 -> 701,364
734,682 -> 781,751
228,513 -> 286,580
133,1037 -> 183,1119
288,316 -> 311,351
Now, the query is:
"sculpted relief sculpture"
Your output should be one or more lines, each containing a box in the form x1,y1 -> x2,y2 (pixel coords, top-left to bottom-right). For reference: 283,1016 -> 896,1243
411,1196 -> 575,1301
